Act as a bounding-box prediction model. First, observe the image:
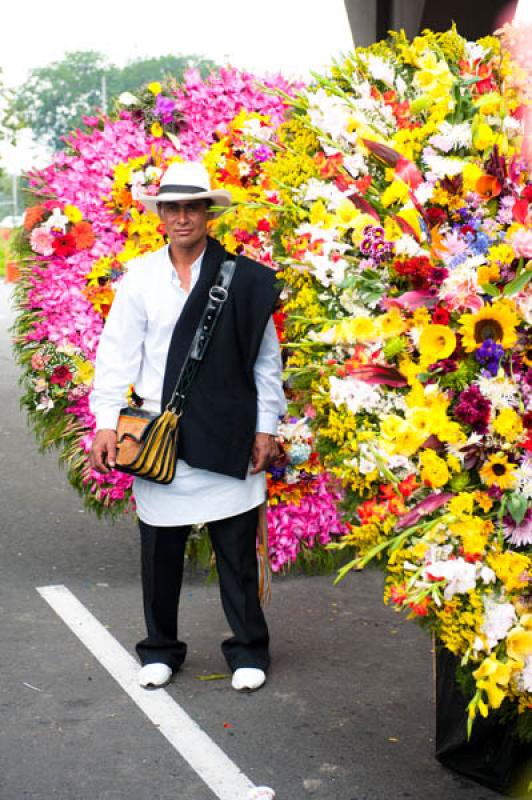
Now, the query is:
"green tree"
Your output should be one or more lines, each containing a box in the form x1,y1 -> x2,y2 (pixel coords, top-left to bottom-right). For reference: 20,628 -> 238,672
3,50 -> 216,149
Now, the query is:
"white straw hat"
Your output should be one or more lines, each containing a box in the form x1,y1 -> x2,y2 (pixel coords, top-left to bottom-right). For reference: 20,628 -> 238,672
137,161 -> 232,217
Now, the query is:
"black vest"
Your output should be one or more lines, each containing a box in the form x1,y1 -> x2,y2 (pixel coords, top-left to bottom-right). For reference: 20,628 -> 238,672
161,237 -> 281,480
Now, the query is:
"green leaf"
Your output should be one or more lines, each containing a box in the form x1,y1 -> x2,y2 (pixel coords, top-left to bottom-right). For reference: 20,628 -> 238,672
480,283 -> 500,298
506,493 -> 528,526
503,269 -> 532,297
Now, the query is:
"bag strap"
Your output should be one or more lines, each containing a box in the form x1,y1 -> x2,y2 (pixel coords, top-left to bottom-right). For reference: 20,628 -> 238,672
167,256 -> 237,413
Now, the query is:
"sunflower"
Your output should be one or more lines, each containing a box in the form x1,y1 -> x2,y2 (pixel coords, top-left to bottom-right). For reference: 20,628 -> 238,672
479,453 -> 516,490
459,300 -> 520,353
419,324 -> 457,362
521,344 -> 532,368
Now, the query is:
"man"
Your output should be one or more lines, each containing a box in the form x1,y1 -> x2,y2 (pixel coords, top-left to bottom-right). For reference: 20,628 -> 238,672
89,161 -> 285,691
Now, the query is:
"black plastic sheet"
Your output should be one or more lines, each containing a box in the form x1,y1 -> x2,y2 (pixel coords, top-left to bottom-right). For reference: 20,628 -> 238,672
435,646 -> 531,796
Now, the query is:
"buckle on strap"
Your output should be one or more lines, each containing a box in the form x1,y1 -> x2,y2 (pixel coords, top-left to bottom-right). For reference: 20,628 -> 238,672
209,285 -> 228,304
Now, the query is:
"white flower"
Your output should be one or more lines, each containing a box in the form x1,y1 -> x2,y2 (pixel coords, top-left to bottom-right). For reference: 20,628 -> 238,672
329,376 -> 383,416
343,152 -> 367,178
429,122 -> 472,153
395,75 -> 407,96
36,394 -> 55,412
513,459 -> 532,499
42,208 -> 69,233
365,54 -> 395,87
481,597 -> 517,650
477,373 -> 519,410
424,557 -> 477,600
300,178 -> 349,209
515,287 -> 532,325
306,253 -> 347,287
413,182 -> 434,205
393,234 -> 424,257
305,89 -> 356,144
503,115 -> 522,137
465,42 -> 488,62
519,656 -> 532,692
277,417 -> 312,442
241,117 -> 272,141
422,149 -> 467,178
118,91 -> 139,106
479,566 -> 496,585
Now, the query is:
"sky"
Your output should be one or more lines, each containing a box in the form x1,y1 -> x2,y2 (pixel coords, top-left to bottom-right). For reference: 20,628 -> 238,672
0,0 -> 354,174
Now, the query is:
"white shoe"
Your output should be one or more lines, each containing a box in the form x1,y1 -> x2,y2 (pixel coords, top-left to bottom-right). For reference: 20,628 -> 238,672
231,668 -> 266,692
138,663 -> 173,689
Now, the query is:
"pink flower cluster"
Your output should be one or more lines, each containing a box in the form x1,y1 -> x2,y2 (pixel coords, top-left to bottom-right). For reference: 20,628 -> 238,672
172,67 -> 298,159
266,474 -> 348,572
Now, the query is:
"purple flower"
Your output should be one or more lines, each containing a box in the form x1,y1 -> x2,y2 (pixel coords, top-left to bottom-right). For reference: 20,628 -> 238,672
154,95 -> 177,124
253,145 -> 273,162
475,338 -> 504,377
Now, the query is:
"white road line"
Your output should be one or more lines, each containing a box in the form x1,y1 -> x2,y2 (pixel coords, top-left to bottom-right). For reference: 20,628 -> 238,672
37,584 -> 257,800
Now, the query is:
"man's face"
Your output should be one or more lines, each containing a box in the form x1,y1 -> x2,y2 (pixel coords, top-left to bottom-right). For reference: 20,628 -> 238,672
158,199 -> 211,250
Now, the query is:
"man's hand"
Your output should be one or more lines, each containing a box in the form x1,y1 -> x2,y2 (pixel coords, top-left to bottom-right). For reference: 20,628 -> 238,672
250,433 -> 279,475
89,429 -> 118,474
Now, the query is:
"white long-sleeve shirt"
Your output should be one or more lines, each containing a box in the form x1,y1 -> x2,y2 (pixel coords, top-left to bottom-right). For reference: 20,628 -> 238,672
89,245 -> 286,526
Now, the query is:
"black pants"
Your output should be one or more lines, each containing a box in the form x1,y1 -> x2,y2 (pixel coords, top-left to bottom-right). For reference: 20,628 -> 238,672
136,505 -> 270,673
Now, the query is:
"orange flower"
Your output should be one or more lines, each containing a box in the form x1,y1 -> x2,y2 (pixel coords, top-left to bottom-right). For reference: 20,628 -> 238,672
475,175 -> 501,200
71,221 -> 95,250
24,205 -> 45,231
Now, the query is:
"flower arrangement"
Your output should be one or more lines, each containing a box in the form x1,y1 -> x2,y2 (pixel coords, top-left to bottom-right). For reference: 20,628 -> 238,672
232,26 -> 532,735
11,66 -> 347,568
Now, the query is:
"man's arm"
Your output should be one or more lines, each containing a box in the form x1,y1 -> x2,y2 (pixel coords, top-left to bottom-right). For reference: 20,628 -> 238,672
89,270 -> 146,473
250,316 -> 286,475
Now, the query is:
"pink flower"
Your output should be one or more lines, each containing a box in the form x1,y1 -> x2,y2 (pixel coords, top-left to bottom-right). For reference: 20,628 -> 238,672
30,227 -> 54,256
510,228 -> 532,259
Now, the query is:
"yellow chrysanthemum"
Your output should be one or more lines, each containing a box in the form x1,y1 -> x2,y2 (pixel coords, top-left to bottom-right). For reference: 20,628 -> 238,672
492,407 -> 523,443
479,453 -> 517,490
489,551 -> 530,592
419,449 -> 449,488
459,300 -> 520,353
147,82 -> 162,95
449,493 -> 475,517
419,324 -> 457,362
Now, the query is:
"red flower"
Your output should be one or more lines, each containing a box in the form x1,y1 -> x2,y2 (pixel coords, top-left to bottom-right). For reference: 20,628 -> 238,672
390,584 -> 408,605
523,185 -> 532,203
257,218 -> 271,233
398,474 -> 419,497
408,597 -> 430,616
425,207 -> 447,227
432,307 -> 450,325
354,175 -> 372,194
52,234 -> 77,257
50,365 -> 73,387
512,198 -> 529,224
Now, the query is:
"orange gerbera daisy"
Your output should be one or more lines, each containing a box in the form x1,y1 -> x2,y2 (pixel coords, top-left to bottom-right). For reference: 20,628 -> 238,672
71,221 -> 96,250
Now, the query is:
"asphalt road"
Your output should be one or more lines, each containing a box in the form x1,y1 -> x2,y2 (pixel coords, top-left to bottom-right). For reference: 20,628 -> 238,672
0,281 -> 516,800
